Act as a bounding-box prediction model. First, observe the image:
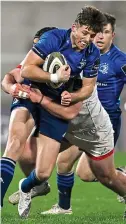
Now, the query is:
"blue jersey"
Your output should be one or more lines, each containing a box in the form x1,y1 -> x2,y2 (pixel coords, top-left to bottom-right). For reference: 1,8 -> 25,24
31,28 -> 100,101
97,44 -> 126,119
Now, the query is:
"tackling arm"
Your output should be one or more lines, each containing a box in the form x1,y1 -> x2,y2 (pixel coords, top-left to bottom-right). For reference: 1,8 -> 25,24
26,87 -> 82,120
41,97 -> 82,120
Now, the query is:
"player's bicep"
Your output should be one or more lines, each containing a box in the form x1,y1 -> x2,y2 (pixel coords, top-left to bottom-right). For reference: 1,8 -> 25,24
21,50 -> 44,68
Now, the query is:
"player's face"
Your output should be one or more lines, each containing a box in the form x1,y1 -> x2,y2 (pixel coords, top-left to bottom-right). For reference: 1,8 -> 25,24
94,23 -> 115,53
71,24 -> 96,51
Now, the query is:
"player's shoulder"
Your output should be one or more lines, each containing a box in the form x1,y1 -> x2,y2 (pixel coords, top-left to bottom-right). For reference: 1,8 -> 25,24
85,42 -> 100,62
41,28 -> 69,41
110,44 -> 126,62
86,42 -> 100,57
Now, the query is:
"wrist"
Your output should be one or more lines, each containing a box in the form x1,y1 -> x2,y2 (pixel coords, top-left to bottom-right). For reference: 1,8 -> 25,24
38,94 -> 44,104
50,73 -> 59,83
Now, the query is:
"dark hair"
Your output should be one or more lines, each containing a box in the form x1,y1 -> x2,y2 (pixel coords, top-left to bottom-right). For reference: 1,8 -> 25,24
33,27 -> 56,40
75,6 -> 106,33
104,13 -> 116,32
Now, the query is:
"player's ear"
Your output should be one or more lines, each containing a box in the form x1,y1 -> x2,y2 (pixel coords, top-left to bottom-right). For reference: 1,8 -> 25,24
71,23 -> 77,32
112,32 -> 115,39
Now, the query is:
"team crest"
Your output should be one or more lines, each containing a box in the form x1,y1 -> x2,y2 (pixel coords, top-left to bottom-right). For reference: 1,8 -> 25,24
99,63 -> 109,74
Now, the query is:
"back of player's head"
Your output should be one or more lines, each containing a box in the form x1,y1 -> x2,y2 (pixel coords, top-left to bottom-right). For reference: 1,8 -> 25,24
33,27 -> 56,44
75,6 -> 107,33
104,13 -> 116,32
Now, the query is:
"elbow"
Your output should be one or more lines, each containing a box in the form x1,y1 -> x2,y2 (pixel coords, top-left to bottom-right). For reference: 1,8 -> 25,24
20,68 -> 26,78
65,111 -> 78,120
70,111 -> 79,120
1,80 -> 4,89
1,80 -> 8,94
1,80 -> 5,91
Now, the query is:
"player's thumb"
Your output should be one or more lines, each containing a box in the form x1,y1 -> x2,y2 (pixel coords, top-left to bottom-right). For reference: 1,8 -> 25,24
61,90 -> 68,97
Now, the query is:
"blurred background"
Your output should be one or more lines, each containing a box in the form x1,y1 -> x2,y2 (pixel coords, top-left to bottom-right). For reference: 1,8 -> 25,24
1,1 -> 126,151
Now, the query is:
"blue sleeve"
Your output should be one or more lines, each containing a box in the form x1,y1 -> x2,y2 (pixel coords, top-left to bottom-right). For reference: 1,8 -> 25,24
32,30 -> 59,60
82,47 -> 100,78
124,74 -> 126,84
114,55 -> 126,79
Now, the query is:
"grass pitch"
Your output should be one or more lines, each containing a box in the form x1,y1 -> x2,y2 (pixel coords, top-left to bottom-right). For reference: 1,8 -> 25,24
1,152 -> 126,224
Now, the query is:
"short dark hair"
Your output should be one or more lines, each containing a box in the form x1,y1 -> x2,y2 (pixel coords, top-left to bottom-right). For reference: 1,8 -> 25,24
104,13 -> 116,32
75,6 -> 106,33
33,27 -> 56,40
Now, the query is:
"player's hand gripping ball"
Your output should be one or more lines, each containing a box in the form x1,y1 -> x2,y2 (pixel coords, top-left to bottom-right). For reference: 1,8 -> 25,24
43,52 -> 69,88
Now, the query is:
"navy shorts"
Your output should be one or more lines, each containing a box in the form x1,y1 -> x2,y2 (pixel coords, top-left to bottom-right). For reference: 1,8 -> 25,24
11,98 -> 69,143
110,116 -> 121,146
36,104 -> 69,143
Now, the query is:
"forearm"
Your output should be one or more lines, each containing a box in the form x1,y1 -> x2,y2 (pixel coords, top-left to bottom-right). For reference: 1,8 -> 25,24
21,65 -> 51,83
70,76 -> 97,104
1,74 -> 16,94
41,97 -> 81,120
70,85 -> 95,103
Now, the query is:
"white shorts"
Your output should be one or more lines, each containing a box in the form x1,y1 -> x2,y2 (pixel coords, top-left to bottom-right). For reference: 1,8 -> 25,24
65,86 -> 114,160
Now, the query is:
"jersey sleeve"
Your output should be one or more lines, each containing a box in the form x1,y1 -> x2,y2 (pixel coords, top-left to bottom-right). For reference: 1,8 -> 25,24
114,55 -> 126,81
32,30 -> 59,60
124,73 -> 126,84
82,47 -> 100,78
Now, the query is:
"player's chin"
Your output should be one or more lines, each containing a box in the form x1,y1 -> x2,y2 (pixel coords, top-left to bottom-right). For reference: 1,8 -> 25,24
77,44 -> 86,50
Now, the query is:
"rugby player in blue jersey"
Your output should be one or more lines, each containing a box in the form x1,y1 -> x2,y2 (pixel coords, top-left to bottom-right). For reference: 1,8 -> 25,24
39,13 -> 126,218
18,11 -> 126,219
0,6 -> 105,211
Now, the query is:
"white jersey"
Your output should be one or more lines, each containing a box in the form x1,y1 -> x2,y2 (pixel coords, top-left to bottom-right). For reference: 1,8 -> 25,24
65,86 -> 114,158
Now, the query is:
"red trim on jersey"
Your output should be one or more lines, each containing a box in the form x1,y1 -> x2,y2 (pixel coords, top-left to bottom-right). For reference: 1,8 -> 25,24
86,149 -> 114,161
16,64 -> 22,69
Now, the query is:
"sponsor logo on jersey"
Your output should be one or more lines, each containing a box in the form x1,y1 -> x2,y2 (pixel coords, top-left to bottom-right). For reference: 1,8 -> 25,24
97,82 -> 108,86
99,63 -> 109,74
78,59 -> 86,69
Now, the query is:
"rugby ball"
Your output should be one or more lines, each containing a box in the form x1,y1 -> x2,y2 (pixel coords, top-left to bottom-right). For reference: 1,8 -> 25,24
43,52 -> 67,89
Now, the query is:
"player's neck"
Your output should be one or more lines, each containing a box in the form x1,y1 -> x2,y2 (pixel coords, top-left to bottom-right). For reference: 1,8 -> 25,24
70,33 -> 81,51
100,43 -> 113,55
